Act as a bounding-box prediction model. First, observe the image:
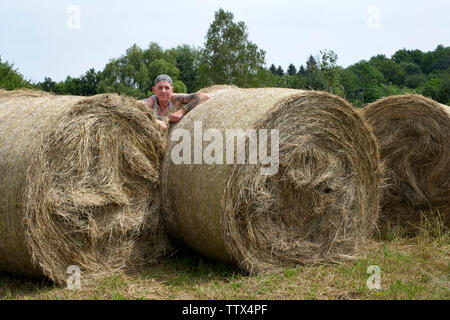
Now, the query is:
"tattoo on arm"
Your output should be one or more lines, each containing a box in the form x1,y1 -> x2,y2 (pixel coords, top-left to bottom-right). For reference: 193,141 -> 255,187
174,93 -> 196,104
184,95 -> 200,111
175,94 -> 201,111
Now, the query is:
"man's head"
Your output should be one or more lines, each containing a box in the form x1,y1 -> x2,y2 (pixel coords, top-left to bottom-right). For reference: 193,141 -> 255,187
152,74 -> 174,105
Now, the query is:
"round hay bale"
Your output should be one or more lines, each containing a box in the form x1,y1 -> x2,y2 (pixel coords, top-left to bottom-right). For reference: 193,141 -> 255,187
0,89 -> 170,284
161,87 -> 382,274
198,85 -> 238,95
360,94 -> 450,233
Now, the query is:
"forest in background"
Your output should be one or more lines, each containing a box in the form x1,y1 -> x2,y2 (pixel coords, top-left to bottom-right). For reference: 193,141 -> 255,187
1,9 -> 449,107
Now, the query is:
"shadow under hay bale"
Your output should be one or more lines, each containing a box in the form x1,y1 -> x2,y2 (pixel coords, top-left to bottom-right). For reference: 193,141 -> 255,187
161,87 -> 382,274
360,94 -> 450,235
0,89 -> 171,284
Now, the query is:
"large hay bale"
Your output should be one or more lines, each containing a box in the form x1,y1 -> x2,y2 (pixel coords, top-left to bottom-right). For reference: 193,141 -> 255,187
161,87 -> 382,274
360,95 -> 450,233
0,89 -> 170,284
198,85 -> 238,95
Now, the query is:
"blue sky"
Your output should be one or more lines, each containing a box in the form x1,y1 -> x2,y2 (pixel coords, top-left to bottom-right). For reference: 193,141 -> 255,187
1,0 -> 449,82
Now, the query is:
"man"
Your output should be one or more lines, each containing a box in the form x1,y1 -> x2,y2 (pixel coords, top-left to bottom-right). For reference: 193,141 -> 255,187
143,74 -> 209,130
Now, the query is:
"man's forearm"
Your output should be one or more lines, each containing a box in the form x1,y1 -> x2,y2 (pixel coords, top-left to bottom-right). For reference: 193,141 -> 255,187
184,95 -> 201,111
174,93 -> 209,111
169,93 -> 210,123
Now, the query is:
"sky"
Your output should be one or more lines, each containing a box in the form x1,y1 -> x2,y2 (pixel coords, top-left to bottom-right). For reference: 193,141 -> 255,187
1,0 -> 449,83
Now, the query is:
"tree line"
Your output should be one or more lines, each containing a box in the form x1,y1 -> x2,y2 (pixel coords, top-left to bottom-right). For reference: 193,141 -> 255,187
1,9 -> 449,107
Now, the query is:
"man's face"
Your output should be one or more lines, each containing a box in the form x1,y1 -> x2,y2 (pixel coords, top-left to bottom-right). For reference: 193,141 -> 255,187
152,81 -> 174,104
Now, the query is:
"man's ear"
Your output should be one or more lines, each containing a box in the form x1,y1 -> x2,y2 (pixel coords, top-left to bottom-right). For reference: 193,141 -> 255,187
171,86 -> 175,93
152,86 -> 156,93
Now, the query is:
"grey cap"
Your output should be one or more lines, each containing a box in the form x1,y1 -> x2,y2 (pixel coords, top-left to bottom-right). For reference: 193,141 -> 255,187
154,74 -> 173,86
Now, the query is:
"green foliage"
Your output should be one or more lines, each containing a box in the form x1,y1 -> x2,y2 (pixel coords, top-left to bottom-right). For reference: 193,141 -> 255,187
96,42 -> 182,99
392,48 -> 424,67
420,73 -> 450,104
40,68 -> 102,96
275,65 -> 284,76
269,64 -> 277,75
401,62 -> 422,75
38,77 -> 59,93
276,74 -> 304,89
0,56 -> 31,90
437,73 -> 450,104
306,55 -> 319,73
343,60 -> 386,105
287,64 -> 297,76
370,54 -> 405,86
421,78 -> 441,101
199,9 -> 266,87
404,73 -> 427,89
249,67 -> 278,88
148,59 -> 179,82
175,45 -> 201,92
303,71 -> 328,91
298,65 -> 306,76
173,80 -> 187,93
319,50 -> 344,95
393,45 -> 450,75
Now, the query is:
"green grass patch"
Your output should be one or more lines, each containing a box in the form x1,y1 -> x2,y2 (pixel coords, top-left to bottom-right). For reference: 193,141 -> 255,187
0,234 -> 448,300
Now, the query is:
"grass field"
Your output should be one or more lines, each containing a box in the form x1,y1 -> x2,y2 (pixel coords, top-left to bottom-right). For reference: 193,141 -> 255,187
1,216 -> 448,300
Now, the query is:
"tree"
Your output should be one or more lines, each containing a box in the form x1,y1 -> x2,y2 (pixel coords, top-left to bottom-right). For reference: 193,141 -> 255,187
275,74 -> 304,89
38,77 -> 58,93
319,50 -> 338,70
437,72 -> 450,104
287,64 -> 297,76
269,64 -> 277,75
305,55 -> 318,73
175,45 -> 201,92
297,65 -> 306,76
199,9 -> 266,87
97,42 -> 183,98
250,67 -> 278,88
319,50 -> 344,95
276,65 -> 284,76
79,68 -> 100,96
0,56 -> 30,90
340,68 -> 361,103
62,76 -> 82,95
173,79 -> 187,93
304,71 -> 328,91
421,78 -> 441,101
392,48 -> 424,66
343,61 -> 385,104
369,54 -> 405,86
401,62 -> 422,75
404,73 -> 427,89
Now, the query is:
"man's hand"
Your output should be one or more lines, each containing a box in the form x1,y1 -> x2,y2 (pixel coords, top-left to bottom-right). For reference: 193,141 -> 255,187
170,108 -> 186,123
156,119 -> 168,131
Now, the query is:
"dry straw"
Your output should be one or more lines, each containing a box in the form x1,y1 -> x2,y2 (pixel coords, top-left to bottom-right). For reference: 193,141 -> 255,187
360,94 -> 450,234
0,89 -> 170,284
161,87 -> 382,274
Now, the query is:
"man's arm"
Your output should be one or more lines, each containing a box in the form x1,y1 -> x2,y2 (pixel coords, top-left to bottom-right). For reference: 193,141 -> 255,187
170,93 -> 210,122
